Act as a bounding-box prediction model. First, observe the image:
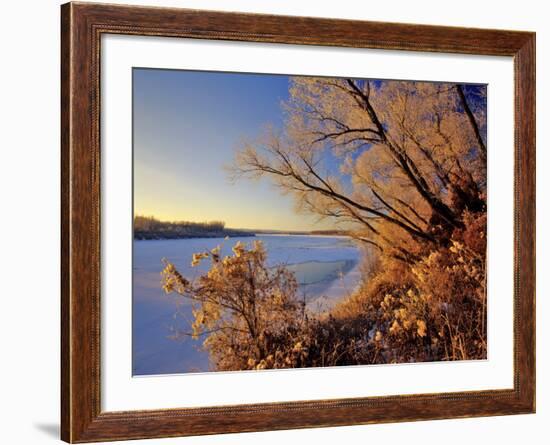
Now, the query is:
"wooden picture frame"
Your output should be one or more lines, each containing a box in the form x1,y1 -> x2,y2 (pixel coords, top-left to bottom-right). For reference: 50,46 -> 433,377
61,2 -> 535,442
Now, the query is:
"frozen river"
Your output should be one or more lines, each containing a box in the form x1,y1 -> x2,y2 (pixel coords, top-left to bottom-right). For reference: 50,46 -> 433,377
132,235 -> 363,375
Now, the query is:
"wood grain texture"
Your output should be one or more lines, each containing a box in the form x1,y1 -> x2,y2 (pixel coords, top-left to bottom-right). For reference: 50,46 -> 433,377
60,2 -> 536,442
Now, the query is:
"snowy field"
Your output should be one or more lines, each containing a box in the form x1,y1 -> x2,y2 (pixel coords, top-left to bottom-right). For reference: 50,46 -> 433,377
132,235 -> 362,375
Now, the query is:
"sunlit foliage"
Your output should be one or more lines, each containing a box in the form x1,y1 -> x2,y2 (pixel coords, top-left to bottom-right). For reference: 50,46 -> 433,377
161,241 -> 309,370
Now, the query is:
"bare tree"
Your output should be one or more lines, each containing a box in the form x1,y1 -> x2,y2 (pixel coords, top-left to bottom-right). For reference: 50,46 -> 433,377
231,78 -> 486,262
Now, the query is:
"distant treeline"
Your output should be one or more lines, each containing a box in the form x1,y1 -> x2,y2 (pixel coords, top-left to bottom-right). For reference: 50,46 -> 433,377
134,216 -> 254,240
310,229 -> 348,236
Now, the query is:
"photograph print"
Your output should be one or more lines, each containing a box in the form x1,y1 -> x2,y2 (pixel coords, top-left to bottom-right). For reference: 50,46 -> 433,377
132,68 -> 487,376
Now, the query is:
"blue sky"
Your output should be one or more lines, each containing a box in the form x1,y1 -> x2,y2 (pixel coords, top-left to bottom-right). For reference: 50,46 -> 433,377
133,68 -> 486,231
133,68 -> 336,231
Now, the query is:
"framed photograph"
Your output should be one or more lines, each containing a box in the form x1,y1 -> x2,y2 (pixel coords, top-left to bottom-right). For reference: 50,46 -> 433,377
61,2 -> 535,442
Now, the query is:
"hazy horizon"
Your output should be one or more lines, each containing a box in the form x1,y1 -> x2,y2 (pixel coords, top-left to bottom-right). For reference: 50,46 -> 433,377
133,213 -> 345,233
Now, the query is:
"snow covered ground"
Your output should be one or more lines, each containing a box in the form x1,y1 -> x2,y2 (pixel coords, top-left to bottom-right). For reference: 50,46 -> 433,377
132,235 -> 362,375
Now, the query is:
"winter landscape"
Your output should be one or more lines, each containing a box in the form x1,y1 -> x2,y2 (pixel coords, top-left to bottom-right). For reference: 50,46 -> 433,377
133,68 -> 488,375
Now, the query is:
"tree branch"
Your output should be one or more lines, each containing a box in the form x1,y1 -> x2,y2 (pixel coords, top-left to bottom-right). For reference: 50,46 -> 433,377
456,84 -> 487,161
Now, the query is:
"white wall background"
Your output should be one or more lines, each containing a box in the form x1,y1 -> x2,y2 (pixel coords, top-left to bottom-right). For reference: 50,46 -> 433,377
0,1 -> 545,444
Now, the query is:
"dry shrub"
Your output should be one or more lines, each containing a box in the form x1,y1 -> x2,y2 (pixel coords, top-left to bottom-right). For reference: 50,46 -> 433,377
161,240 -> 306,371
333,210 -> 487,363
